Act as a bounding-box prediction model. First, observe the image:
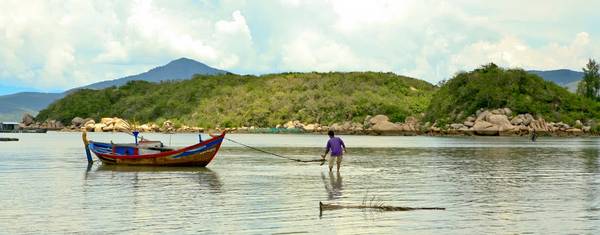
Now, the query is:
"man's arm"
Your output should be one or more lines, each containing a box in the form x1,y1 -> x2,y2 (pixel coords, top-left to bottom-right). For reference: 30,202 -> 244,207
322,141 -> 331,158
341,139 -> 347,153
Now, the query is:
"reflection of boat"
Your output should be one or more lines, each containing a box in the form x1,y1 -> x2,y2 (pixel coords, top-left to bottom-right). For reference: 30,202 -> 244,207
87,164 -> 223,192
83,131 -> 225,166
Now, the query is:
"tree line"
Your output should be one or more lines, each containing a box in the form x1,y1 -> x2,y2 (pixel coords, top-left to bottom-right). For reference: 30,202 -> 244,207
577,59 -> 600,101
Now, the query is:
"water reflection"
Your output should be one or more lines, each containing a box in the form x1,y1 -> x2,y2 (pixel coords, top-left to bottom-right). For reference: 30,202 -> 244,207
321,171 -> 343,200
580,148 -> 600,214
580,148 -> 599,174
85,164 -> 223,193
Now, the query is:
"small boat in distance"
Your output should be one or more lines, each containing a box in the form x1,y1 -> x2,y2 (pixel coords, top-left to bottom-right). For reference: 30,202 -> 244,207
83,131 -> 225,167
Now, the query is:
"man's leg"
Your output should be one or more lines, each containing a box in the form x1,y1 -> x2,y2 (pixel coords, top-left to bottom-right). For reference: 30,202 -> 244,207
328,156 -> 334,171
336,155 -> 343,172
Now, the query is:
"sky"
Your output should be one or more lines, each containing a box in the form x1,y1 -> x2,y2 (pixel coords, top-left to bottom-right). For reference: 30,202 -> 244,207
1,0 -> 599,95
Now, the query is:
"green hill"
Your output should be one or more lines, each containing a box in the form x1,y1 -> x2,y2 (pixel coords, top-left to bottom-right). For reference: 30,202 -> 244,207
36,72 -> 435,127
425,63 -> 600,125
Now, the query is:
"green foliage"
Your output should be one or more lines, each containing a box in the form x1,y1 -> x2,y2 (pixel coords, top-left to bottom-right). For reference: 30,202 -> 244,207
577,58 -> 600,101
425,63 -> 600,124
36,72 -> 435,127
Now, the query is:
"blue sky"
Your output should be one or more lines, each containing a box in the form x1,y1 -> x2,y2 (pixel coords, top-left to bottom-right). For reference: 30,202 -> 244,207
1,0 -> 599,95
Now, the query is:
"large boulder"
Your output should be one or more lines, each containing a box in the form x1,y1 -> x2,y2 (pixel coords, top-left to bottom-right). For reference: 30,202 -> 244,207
284,121 -> 295,129
150,123 -> 160,132
530,118 -> 549,131
71,117 -> 85,127
473,120 -> 499,136
100,118 -> 113,125
369,115 -> 390,126
54,120 -> 64,129
102,125 -> 114,132
22,113 -> 34,126
510,116 -> 524,125
292,120 -> 304,129
139,124 -> 151,132
42,120 -> 64,129
503,108 -> 512,117
162,120 -> 174,132
113,119 -> 131,132
351,122 -> 364,131
522,114 -> 534,126
303,124 -> 317,132
93,123 -> 106,132
476,111 -> 491,122
486,114 -> 513,131
178,125 -> 191,132
372,121 -> 401,132
82,120 -> 96,131
404,117 -> 419,131
341,122 -> 353,131
463,121 -> 475,127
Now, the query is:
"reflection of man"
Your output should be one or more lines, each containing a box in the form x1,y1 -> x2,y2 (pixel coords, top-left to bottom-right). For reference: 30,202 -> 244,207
321,130 -> 346,172
321,171 -> 343,200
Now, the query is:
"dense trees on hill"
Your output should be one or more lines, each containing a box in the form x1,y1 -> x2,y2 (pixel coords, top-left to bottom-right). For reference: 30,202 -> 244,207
425,63 -> 600,125
36,72 -> 434,127
36,65 -> 600,129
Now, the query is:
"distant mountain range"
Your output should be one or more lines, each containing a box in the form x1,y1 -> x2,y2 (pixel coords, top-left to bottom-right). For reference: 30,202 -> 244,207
0,58 -> 227,121
528,69 -> 583,92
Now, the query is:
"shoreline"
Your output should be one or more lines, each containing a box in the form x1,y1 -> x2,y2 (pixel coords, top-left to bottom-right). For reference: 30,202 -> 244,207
21,108 -> 600,138
54,127 -> 600,137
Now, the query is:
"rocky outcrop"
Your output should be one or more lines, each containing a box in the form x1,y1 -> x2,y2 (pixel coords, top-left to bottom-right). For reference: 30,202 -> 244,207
22,113 -> 34,126
446,108 -> 595,136
487,114 -> 514,131
472,120 -> 499,135
372,121 -> 401,132
31,109 -> 598,136
71,117 -> 85,127
162,120 -> 175,132
94,123 -> 106,132
369,115 -> 390,126
82,119 -> 96,131
34,120 -> 64,130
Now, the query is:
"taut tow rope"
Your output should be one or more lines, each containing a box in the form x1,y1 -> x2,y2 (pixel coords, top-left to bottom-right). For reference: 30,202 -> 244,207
224,137 -> 324,163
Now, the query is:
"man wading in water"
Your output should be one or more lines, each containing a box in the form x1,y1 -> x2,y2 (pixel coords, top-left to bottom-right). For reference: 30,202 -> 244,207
321,130 -> 347,172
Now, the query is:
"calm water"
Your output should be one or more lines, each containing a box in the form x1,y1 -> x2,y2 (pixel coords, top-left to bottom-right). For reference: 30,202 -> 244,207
1,132 -> 599,234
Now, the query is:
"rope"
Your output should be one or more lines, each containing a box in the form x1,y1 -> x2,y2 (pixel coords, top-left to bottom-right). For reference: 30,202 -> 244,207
225,137 -> 324,163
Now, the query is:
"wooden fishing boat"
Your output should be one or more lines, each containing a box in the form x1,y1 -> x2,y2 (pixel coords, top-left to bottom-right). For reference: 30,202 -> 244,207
82,131 -> 225,166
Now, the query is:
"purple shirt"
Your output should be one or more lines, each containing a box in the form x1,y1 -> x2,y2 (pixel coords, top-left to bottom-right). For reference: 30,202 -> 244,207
326,137 -> 345,156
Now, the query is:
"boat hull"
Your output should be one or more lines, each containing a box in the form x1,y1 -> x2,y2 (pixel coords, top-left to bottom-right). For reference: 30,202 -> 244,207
89,133 -> 225,167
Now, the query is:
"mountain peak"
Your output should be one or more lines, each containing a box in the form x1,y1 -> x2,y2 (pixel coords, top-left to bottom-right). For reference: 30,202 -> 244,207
81,58 -> 228,90
168,57 -> 204,66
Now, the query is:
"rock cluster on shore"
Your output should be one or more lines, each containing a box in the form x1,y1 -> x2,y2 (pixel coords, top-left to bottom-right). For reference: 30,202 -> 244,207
23,108 -> 597,136
20,114 -> 64,130
440,108 -> 593,136
61,116 -> 205,133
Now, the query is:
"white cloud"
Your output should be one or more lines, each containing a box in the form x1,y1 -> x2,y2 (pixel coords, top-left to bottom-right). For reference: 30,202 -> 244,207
451,32 -> 597,73
212,10 -> 255,69
1,0 -> 600,93
94,41 -> 128,63
281,31 -> 390,72
330,0 -> 412,30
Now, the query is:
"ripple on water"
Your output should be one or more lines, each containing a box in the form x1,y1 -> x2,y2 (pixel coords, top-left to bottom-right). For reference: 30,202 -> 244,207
0,133 -> 599,234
